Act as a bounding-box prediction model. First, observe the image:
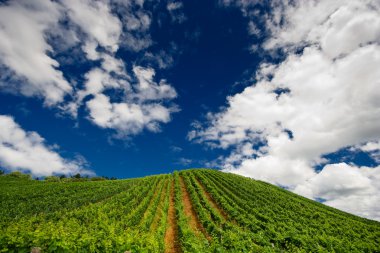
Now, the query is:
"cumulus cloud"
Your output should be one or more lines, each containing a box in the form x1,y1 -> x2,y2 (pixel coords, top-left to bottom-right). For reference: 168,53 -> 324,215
360,141 -> 380,152
115,0 -> 152,52
62,0 -> 178,137
62,0 -> 122,55
86,92 -> 174,136
0,0 -> 71,105
294,163 -> 380,221
263,0 -> 380,54
68,53 -> 177,137
191,0 -> 380,220
0,115 -> 93,176
132,66 -> 177,101
0,0 -> 178,138
73,56 -> 177,136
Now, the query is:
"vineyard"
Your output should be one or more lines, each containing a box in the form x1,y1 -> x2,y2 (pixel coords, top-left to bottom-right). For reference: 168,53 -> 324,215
0,169 -> 379,252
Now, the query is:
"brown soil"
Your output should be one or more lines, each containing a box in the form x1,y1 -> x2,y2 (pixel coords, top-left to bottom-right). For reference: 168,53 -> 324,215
195,177 -> 229,220
164,179 -> 181,253
179,176 -> 211,241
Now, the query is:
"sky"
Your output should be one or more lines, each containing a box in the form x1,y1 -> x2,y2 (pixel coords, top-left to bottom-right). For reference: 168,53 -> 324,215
0,0 -> 379,221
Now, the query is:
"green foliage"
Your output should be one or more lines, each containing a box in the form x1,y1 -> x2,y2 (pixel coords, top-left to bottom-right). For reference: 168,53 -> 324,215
44,176 -> 60,182
89,176 -> 107,181
4,171 -> 31,180
186,169 -> 380,252
0,169 -> 379,252
173,171 -> 209,252
43,175 -> 111,182
72,173 -> 81,179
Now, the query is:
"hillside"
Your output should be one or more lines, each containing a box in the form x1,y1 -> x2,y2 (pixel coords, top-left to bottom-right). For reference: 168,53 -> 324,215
0,169 -> 379,252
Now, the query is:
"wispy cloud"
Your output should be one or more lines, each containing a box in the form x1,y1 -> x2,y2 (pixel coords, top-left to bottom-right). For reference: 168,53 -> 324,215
170,146 -> 183,153
167,1 -> 187,24
175,157 -> 192,166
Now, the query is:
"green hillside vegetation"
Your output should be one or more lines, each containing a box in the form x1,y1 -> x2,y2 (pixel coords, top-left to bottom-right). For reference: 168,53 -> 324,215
0,169 -> 379,252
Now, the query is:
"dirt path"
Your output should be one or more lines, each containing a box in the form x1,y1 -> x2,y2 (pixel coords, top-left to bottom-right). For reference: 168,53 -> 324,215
164,179 -> 181,253
179,176 -> 211,241
195,177 -> 229,220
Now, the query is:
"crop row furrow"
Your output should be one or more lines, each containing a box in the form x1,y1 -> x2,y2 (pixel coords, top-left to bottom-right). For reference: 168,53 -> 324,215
179,175 -> 210,241
172,172 -> 207,252
140,176 -> 167,230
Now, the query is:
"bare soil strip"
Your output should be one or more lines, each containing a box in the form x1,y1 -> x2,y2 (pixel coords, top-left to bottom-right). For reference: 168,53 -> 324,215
179,176 -> 211,241
164,179 -> 181,253
195,177 -> 229,220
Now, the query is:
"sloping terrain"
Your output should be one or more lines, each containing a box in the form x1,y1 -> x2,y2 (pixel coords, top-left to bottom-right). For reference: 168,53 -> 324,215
0,169 -> 379,252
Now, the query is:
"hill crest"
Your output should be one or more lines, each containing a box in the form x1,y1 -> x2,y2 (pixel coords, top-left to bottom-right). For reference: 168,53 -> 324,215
0,169 -> 379,252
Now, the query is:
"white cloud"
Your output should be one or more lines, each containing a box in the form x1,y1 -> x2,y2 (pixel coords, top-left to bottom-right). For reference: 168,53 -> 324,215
294,163 -> 380,221
132,66 -> 177,101
248,21 -> 261,36
124,9 -> 151,32
116,1 -> 152,52
359,140 -> 380,152
86,93 -> 173,136
0,0 -> 178,138
0,0 -> 71,105
227,155 -> 316,187
122,33 -> 152,52
62,0 -> 122,54
60,37 -> 177,137
263,0 -> 380,55
192,0 -> 380,220
60,0 -> 178,137
80,62 -> 177,137
0,115 -> 93,176
61,29 -> 177,136
167,2 -> 183,11
86,66 -> 177,137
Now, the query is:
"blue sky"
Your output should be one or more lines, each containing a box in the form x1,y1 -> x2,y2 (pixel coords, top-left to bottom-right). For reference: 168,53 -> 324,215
0,0 -> 263,178
0,0 -> 380,220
